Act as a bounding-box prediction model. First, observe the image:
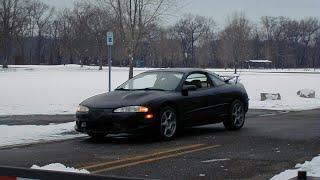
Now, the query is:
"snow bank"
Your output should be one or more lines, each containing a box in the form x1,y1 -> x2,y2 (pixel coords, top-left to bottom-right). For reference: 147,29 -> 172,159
31,163 -> 90,174
1,65 -> 320,115
0,122 -> 84,147
271,155 -> 320,180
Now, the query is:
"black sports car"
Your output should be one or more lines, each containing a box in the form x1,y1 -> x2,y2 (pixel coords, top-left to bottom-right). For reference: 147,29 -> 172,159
75,69 -> 249,140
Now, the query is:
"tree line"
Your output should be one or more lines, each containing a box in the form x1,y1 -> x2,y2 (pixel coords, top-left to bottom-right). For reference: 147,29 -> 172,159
1,0 -> 320,76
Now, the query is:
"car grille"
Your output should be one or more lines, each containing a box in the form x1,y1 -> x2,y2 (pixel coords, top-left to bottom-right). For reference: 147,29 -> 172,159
90,108 -> 113,118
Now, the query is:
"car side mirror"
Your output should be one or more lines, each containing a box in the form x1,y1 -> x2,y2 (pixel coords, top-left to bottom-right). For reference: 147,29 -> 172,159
181,85 -> 197,96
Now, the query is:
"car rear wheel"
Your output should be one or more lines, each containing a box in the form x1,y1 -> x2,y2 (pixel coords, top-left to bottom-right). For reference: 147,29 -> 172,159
88,133 -> 107,139
223,100 -> 245,131
158,106 -> 178,140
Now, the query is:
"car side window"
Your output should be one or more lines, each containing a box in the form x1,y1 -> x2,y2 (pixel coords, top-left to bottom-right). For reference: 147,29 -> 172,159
209,74 -> 225,87
184,73 -> 213,90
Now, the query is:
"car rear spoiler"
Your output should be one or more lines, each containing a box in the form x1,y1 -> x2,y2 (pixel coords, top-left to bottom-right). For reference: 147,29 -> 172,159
220,75 -> 240,84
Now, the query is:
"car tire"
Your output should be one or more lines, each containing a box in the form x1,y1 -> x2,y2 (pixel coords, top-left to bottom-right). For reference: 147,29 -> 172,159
88,133 -> 107,139
157,106 -> 178,140
223,100 -> 246,131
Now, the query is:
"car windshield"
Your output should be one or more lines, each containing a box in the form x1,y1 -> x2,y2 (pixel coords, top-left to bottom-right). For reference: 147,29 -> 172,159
117,72 -> 184,91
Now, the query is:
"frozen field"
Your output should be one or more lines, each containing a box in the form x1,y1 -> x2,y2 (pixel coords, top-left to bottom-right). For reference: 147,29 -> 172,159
1,65 -> 320,116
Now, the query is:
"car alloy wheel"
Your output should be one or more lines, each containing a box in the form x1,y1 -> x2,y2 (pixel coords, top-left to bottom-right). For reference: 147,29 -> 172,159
160,107 -> 177,139
223,100 -> 246,131
232,102 -> 245,128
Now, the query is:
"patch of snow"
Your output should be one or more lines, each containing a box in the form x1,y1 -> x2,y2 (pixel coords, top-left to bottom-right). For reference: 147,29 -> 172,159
247,60 -> 272,63
31,163 -> 90,174
271,155 -> 320,180
0,122 -> 84,147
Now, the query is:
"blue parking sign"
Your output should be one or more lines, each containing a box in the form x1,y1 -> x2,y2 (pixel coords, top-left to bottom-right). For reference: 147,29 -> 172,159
106,32 -> 114,46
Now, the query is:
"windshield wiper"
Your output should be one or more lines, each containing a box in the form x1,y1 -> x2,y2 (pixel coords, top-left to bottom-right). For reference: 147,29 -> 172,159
135,88 -> 165,91
116,88 -> 166,91
115,88 -> 131,91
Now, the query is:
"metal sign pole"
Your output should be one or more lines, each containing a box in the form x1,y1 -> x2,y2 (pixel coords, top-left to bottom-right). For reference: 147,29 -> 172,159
108,45 -> 112,92
106,32 -> 114,92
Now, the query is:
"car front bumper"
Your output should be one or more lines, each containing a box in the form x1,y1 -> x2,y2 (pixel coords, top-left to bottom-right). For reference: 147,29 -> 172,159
75,108 -> 157,134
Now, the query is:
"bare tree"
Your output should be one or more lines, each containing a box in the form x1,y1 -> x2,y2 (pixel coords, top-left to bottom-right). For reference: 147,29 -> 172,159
87,4 -> 113,70
219,13 -> 252,72
173,14 -> 213,67
29,0 -> 54,64
99,0 -> 175,79
60,1 -> 94,67
261,16 -> 278,65
0,0 -> 27,68
55,8 -> 75,64
297,18 -> 319,67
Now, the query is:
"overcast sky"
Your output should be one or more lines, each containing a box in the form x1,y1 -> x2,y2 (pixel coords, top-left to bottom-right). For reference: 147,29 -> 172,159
42,0 -> 320,26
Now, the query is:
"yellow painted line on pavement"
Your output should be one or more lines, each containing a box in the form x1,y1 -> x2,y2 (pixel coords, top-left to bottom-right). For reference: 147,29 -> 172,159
81,143 -> 205,170
81,144 -> 221,174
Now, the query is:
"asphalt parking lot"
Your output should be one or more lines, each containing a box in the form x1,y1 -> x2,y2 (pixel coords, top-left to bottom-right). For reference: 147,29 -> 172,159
0,109 -> 319,179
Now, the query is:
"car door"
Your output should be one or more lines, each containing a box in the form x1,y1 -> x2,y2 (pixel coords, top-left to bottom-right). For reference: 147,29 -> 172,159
205,74 -> 233,122
180,73 -> 215,126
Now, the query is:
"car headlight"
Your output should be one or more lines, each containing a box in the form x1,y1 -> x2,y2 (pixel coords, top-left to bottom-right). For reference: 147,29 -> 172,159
77,105 -> 89,113
114,106 -> 149,113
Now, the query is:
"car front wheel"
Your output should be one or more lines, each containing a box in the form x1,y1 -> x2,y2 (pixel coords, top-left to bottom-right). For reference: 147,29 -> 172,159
223,100 -> 246,131
158,106 -> 178,140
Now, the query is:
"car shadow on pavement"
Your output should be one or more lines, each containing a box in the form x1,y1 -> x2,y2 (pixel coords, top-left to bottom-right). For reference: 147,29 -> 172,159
181,125 -> 227,137
81,124 -> 228,145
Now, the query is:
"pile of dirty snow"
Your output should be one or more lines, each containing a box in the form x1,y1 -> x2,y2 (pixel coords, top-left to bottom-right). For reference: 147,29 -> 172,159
31,163 -> 90,174
271,155 -> 320,180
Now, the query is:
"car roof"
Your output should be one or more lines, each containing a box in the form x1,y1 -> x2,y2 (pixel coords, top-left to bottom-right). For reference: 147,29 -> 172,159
146,68 -> 213,74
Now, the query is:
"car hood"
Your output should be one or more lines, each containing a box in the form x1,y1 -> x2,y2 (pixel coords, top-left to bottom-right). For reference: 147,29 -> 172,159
80,90 -> 170,109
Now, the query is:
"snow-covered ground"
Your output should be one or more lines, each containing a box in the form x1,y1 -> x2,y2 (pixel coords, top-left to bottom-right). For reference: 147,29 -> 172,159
271,155 -> 320,179
1,65 -> 319,115
0,65 -> 147,115
0,122 -> 84,147
218,71 -> 320,110
31,163 -> 90,174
